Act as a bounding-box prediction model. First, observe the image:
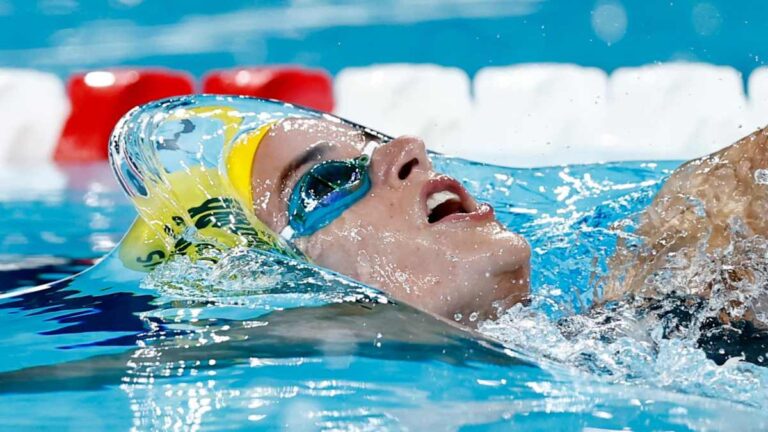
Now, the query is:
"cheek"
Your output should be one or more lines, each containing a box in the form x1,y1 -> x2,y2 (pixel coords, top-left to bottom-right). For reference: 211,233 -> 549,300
250,185 -> 286,232
364,188 -> 426,230
296,219 -> 373,278
405,224 -> 531,287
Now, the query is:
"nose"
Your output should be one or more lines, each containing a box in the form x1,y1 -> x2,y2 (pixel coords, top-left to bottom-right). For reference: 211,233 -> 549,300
370,135 -> 431,188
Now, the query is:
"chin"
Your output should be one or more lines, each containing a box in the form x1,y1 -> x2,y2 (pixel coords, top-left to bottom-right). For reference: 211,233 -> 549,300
474,232 -> 531,314
446,268 -> 530,325
493,265 -> 530,306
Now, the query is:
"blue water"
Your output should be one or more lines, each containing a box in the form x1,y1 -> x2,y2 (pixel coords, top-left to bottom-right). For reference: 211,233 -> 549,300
1,0 -> 766,80
3,156 -> 768,430
0,164 -> 134,289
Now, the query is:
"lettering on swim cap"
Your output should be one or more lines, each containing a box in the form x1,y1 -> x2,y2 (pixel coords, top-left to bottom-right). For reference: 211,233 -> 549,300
112,99 -> 323,272
124,194 -> 296,272
188,196 -> 285,252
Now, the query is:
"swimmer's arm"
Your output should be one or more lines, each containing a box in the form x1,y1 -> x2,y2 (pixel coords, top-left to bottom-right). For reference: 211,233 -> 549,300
604,126 -> 768,301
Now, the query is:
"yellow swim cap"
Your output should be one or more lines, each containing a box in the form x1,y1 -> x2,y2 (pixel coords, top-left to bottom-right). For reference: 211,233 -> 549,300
116,105 -> 297,272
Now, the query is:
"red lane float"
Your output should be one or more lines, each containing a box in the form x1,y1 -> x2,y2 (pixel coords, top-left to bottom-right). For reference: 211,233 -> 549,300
202,67 -> 334,112
54,69 -> 194,162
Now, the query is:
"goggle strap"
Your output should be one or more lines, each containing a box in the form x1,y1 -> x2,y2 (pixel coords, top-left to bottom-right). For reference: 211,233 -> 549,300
280,225 -> 295,241
362,140 -> 377,157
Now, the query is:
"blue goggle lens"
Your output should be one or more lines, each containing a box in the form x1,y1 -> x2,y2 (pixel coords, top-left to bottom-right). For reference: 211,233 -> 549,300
287,155 -> 370,237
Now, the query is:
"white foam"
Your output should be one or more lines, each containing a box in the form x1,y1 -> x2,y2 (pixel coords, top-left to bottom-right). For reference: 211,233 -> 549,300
603,63 -> 750,161
0,69 -> 69,164
464,64 -> 608,166
334,64 -> 472,153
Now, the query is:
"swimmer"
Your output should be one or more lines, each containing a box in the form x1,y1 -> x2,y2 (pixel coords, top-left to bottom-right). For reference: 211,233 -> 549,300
247,118 -> 531,322
114,100 -> 530,324
112,96 -> 766,365
243,113 -> 768,364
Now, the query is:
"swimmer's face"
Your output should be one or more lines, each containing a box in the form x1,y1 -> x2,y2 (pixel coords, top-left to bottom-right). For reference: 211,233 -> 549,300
251,118 -> 530,323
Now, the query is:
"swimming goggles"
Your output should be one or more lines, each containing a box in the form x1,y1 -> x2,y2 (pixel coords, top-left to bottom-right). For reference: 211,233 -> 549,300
280,141 -> 377,240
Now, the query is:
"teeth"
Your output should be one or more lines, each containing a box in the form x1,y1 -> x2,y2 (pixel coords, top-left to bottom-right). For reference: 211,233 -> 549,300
427,190 -> 461,211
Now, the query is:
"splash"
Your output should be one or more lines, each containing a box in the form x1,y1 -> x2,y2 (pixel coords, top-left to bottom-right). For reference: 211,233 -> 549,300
443,154 -> 768,408
142,246 -> 388,307
134,147 -> 768,414
479,293 -> 768,407
479,227 -> 768,409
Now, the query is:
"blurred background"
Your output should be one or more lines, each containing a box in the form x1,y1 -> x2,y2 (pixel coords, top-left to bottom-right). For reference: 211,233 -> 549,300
3,0 -> 768,283
1,0 -> 768,166
3,0 -> 766,78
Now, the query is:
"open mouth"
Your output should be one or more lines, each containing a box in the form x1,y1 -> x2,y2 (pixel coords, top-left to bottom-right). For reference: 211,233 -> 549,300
423,177 -> 492,224
427,190 -> 468,223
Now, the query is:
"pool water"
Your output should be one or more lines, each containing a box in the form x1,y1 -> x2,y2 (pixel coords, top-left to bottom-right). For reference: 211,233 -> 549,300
2,156 -> 767,431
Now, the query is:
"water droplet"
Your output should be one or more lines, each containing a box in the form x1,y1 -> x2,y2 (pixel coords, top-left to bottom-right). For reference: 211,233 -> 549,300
591,0 -> 628,45
754,169 -> 768,185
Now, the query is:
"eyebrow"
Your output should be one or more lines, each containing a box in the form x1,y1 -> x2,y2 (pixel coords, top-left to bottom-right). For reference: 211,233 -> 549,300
278,141 -> 332,194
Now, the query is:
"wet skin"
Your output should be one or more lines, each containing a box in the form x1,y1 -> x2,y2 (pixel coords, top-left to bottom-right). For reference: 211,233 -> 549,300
605,126 -> 768,328
249,118 -> 531,323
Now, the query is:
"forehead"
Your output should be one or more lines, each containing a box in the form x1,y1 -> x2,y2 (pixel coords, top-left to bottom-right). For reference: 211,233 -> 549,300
261,117 -> 370,158
250,117 -> 371,188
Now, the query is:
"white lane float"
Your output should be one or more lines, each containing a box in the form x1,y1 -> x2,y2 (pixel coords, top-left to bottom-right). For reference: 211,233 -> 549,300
465,63 -> 609,167
603,63 -> 750,162
0,69 -> 69,165
750,67 -> 768,130
2,63 -> 768,167
334,64 -> 472,155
